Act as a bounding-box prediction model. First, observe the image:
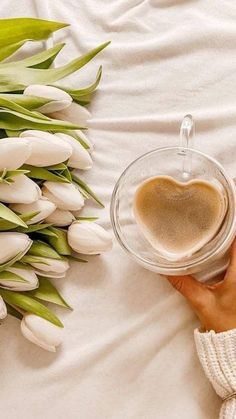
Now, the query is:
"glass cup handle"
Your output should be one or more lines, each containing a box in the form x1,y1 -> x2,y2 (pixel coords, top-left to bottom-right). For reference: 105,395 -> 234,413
180,114 -> 194,148
180,114 -> 195,178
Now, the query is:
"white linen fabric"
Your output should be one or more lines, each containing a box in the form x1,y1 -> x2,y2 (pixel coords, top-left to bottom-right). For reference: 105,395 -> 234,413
1,0 -> 236,418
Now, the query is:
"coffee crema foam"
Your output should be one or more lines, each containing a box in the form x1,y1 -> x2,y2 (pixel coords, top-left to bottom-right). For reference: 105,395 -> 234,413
134,175 -> 227,261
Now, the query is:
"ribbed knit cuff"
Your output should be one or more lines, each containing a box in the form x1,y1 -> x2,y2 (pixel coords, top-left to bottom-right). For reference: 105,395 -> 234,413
194,328 -> 236,419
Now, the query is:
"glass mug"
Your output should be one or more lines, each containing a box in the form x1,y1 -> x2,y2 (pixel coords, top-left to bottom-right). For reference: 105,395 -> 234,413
110,115 -> 236,281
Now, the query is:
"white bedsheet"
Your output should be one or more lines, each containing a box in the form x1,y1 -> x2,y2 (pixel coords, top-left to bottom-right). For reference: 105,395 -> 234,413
2,0 -> 236,417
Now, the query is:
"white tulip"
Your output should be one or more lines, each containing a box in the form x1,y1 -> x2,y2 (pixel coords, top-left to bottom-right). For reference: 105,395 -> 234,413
0,175 -> 41,204
28,257 -> 70,276
68,221 -> 113,255
74,130 -> 94,152
0,232 -> 32,264
19,131 -> 72,167
0,138 -> 31,170
0,296 -> 7,319
2,267 -> 38,291
45,208 -> 75,226
56,133 -> 92,170
21,314 -> 63,352
49,102 -> 91,126
42,181 -> 84,211
23,84 -> 72,114
10,198 -> 56,225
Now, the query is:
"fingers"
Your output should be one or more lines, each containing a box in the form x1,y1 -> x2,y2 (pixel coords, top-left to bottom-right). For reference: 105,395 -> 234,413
167,275 -> 208,308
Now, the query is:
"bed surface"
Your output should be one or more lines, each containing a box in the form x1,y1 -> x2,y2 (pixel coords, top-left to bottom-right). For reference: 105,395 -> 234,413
2,1 -> 235,418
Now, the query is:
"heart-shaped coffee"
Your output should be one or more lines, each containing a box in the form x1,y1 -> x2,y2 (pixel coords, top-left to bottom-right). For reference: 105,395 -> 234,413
134,175 -> 227,261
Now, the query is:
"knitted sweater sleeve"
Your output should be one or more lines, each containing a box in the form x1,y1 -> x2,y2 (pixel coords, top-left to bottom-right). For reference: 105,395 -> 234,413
194,329 -> 236,418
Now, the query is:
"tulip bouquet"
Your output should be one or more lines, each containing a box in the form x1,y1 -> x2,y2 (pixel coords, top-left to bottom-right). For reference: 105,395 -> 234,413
0,18 -> 112,352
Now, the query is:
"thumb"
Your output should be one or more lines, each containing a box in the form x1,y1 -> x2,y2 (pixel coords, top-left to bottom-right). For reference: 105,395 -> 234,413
167,275 -> 208,309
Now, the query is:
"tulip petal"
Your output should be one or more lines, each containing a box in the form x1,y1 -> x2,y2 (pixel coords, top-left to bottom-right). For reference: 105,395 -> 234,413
24,85 -> 72,113
21,317 -> 56,352
56,133 -> 92,170
45,208 -> 75,227
10,198 -> 56,225
42,181 -> 84,211
0,174 -> 41,204
68,221 -> 113,255
0,295 -> 7,319
0,232 -> 32,264
21,313 -> 63,351
0,137 -> 31,170
19,132 -> 72,167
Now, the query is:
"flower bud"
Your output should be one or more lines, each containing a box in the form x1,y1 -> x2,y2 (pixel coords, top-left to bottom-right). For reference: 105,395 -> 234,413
21,313 -> 63,352
68,221 -> 113,255
2,266 -> 38,291
0,296 -> 7,319
49,102 -> 91,126
10,198 -> 56,224
0,232 -> 32,264
19,130 -> 72,167
23,85 -> 72,114
42,181 -> 84,211
0,175 -> 41,204
29,257 -> 70,277
0,138 -> 31,170
45,208 -> 75,226
56,133 -> 92,170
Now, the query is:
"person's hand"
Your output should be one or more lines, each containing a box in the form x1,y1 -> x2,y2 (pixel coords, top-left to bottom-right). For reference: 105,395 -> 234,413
166,238 -> 236,333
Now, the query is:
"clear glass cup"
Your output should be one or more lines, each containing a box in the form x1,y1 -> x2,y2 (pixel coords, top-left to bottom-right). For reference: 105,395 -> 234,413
110,116 -> 236,280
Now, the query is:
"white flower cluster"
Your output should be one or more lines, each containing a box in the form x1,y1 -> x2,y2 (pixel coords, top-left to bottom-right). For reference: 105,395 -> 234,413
0,85 -> 112,352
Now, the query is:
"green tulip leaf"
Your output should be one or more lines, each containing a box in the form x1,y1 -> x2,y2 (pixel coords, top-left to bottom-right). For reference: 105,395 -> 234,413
0,41 -> 110,92
0,18 -> 69,48
1,95 -> 52,110
47,227 -> 71,256
36,228 -> 58,238
0,211 -> 40,231
71,172 -> 104,207
28,240 -> 61,260
0,41 -> 25,62
6,302 -> 23,320
10,261 -> 32,270
0,288 -> 63,327
45,163 -> 67,171
1,43 -> 65,69
67,255 -> 87,263
16,223 -> 52,234
0,202 -> 28,228
76,216 -> 99,221
0,270 -> 27,283
21,255 -> 50,265
22,165 -> 70,183
54,65 -> 102,104
29,277 -> 72,309
0,109 -> 82,131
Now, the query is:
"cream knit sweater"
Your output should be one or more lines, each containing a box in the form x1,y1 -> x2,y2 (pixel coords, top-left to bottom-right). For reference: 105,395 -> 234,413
195,329 -> 236,418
